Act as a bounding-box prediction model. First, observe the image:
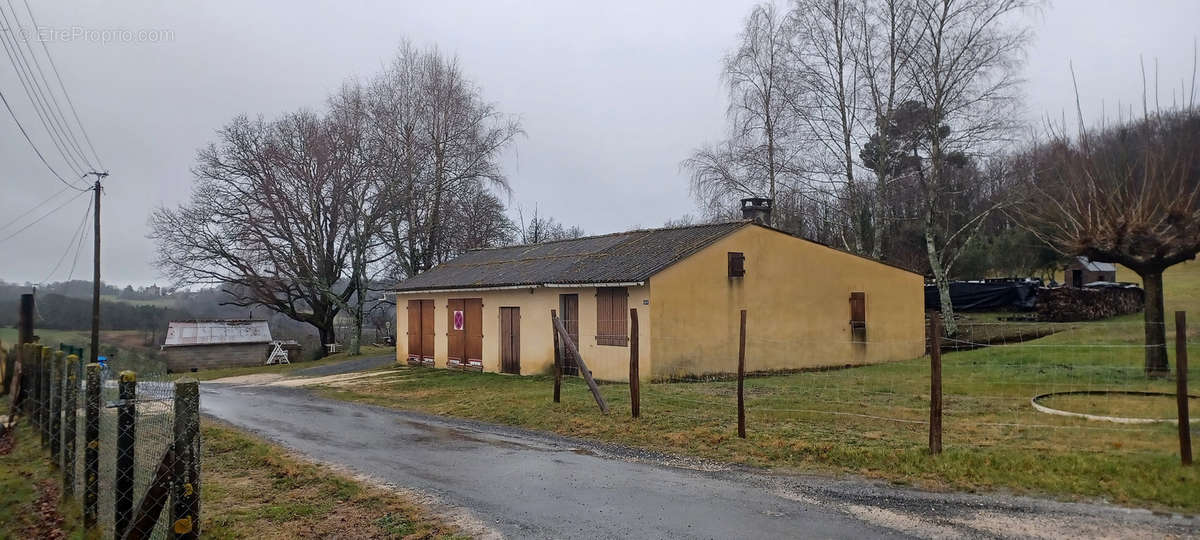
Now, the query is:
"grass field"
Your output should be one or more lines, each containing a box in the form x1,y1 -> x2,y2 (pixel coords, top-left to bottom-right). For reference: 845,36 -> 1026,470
314,261 -> 1200,513
0,328 -> 154,356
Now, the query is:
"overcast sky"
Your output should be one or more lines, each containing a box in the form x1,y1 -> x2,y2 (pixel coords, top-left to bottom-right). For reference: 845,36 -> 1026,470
1,0 -> 1197,287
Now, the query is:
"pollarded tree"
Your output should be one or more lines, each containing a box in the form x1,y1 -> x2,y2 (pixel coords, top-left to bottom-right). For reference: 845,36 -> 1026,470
1019,109 -> 1200,375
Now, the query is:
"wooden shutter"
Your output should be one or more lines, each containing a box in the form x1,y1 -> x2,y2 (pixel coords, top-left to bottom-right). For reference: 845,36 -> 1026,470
849,292 -> 866,328
406,300 -> 421,363
596,287 -> 628,346
728,252 -> 745,277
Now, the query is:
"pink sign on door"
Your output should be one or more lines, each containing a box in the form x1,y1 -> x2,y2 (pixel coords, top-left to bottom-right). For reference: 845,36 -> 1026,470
453,310 -> 465,331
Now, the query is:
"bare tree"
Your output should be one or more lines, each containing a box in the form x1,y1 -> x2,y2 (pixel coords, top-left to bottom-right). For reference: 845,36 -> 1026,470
685,3 -> 804,226
517,205 -> 584,244
855,0 -> 921,258
369,44 -> 522,279
150,112 -> 358,353
907,0 -> 1032,335
1019,108 -> 1200,374
787,0 -> 868,252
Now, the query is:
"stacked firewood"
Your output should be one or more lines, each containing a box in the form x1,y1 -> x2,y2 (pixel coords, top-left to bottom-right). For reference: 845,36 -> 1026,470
1036,286 -> 1144,322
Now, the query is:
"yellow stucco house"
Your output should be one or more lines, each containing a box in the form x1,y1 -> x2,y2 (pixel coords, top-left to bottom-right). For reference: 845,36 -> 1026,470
393,201 -> 925,381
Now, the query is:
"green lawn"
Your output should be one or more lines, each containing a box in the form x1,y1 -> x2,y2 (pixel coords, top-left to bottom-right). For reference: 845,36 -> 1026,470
314,261 -> 1200,513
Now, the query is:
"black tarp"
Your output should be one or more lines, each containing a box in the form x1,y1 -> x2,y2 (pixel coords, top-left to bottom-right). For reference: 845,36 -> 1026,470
924,280 -> 1039,311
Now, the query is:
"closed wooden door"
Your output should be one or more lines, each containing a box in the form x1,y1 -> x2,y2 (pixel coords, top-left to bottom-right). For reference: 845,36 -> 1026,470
407,299 -> 435,365
419,300 -> 434,364
447,299 -> 465,366
407,300 -> 421,364
465,298 -> 483,369
448,298 -> 483,369
499,307 -> 520,374
559,294 -> 579,376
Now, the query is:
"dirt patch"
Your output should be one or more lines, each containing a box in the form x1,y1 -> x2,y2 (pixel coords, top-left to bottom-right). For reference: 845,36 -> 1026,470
0,427 -> 13,456
268,370 -> 400,388
207,373 -> 286,385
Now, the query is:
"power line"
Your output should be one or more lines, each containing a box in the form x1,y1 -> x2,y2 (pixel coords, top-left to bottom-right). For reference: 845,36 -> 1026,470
0,0 -> 93,172
0,187 -> 89,243
40,194 -> 92,284
0,182 -> 72,233
0,2 -> 92,176
65,198 -> 91,282
0,84 -> 87,190
21,0 -> 103,170
4,0 -> 95,170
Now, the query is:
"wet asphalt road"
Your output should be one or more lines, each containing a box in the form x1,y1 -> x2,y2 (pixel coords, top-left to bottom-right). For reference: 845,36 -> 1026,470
289,355 -> 395,378
200,382 -> 1199,539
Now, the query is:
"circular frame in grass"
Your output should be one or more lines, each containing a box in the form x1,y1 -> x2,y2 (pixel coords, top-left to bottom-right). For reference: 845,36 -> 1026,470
1030,390 -> 1199,424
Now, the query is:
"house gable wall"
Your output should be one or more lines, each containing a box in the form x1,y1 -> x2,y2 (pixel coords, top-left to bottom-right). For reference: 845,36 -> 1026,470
648,225 -> 925,379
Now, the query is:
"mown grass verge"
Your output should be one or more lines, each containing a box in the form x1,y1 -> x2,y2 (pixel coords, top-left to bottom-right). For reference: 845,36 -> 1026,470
202,420 -> 463,539
0,413 -> 82,539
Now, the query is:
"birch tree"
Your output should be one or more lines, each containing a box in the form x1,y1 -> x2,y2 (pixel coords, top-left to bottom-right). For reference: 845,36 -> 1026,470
907,0 -> 1032,334
685,2 -> 804,226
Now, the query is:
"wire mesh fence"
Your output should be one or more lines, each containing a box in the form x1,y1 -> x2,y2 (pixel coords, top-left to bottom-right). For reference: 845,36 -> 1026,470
646,313 -> 1195,464
12,341 -> 200,539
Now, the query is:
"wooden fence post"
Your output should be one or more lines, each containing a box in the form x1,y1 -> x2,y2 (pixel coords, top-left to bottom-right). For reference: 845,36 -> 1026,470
40,346 -> 50,447
929,312 -> 943,455
738,309 -> 746,439
20,343 -> 32,417
115,371 -> 137,537
84,363 -> 100,535
551,309 -> 562,404
50,350 -> 63,465
552,315 -> 609,413
7,293 -> 33,401
172,379 -> 200,539
1177,311 -> 1192,466
629,308 -> 640,418
63,354 -> 79,498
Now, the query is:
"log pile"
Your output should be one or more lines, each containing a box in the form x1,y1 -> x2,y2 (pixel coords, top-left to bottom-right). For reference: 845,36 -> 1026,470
1036,286 -> 1144,322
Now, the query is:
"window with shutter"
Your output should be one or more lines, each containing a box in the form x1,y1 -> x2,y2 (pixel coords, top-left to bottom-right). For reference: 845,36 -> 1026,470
728,252 -> 745,277
596,287 -> 628,346
849,291 -> 867,344
849,292 -> 866,328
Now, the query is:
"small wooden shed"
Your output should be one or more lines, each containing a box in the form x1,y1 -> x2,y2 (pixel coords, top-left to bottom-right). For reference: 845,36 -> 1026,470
1065,257 -> 1117,287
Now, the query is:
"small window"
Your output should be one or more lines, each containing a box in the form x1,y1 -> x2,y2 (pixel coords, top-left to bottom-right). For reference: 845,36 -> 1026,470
849,292 -> 866,336
728,252 -> 745,277
849,291 -> 867,344
596,287 -> 628,346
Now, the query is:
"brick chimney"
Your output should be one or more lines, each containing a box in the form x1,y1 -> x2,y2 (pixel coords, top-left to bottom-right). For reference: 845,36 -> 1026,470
740,197 -> 772,225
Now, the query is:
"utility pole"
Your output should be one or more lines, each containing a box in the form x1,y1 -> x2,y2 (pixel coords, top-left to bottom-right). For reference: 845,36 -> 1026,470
85,171 -> 107,364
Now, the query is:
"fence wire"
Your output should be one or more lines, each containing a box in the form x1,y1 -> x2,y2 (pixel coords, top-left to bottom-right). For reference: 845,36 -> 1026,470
22,344 -> 201,540
649,316 -> 1195,459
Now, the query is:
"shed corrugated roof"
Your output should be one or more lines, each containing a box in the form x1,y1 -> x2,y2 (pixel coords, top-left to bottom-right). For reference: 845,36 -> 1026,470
1077,256 -> 1117,272
392,221 -> 749,291
163,319 -> 272,347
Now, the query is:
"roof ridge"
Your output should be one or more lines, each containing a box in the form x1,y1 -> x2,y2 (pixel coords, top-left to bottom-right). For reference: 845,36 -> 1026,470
466,219 -> 751,252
